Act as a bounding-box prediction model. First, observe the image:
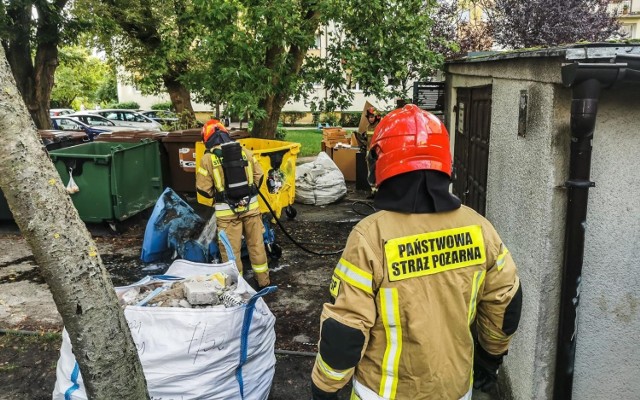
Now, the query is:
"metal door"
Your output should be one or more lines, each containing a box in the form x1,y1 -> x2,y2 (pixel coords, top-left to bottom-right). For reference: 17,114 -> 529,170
452,86 -> 492,215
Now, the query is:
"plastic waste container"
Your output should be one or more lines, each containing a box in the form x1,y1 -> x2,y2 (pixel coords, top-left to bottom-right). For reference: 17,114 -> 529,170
161,129 -> 202,194
96,131 -> 170,188
48,141 -> 163,223
0,131 -> 81,221
195,138 -> 300,219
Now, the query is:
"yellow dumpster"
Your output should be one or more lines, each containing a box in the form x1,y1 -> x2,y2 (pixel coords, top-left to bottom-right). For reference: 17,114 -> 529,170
195,138 -> 301,219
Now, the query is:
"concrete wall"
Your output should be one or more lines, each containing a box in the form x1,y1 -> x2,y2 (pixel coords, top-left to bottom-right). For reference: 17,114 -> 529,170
572,85 -> 640,400
447,57 -> 640,400
447,60 -> 568,399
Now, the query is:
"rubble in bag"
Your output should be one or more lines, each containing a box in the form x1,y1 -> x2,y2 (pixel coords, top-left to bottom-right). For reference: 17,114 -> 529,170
117,272 -> 252,309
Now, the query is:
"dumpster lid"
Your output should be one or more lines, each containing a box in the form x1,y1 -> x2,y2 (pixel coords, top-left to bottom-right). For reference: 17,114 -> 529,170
39,130 -> 72,140
162,129 -> 202,142
96,131 -> 167,142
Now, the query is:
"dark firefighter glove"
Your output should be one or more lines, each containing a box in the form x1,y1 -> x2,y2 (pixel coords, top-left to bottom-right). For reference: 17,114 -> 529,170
311,382 -> 339,400
473,344 -> 505,392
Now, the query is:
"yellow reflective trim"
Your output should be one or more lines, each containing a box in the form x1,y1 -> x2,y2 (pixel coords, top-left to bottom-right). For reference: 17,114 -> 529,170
379,288 -> 402,399
478,324 -> 511,343
496,245 -> 509,271
214,198 -> 259,217
467,271 -> 486,325
252,262 -> 268,273
212,169 -> 224,192
315,354 -> 352,381
244,151 -> 254,185
197,167 -> 208,176
210,154 -> 221,167
350,388 -> 361,400
334,258 -> 373,295
385,225 -> 486,282
329,274 -> 341,298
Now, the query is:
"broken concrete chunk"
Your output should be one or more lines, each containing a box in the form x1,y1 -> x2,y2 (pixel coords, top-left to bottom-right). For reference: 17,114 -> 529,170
184,281 -> 222,305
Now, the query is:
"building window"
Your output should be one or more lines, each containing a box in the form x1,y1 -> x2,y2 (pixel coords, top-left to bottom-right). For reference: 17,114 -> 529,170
314,34 -> 321,49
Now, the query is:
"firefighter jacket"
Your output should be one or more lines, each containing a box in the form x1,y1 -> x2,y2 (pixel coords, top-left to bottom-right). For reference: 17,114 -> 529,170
312,205 -> 522,400
196,146 -> 263,220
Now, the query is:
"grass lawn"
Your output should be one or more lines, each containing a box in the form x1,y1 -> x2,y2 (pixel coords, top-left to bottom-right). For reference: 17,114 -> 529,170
283,129 -> 323,157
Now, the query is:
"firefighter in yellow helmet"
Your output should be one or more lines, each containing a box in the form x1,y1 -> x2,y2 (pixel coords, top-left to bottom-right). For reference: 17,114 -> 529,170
196,119 -> 270,287
311,105 -> 522,399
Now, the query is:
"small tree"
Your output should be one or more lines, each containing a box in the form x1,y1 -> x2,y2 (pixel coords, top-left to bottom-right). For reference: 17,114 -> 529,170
0,46 -> 148,399
485,0 -> 622,48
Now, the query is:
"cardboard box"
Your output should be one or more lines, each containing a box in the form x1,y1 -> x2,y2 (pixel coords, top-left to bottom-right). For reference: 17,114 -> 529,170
322,127 -> 345,138
324,137 -> 349,148
332,147 -> 360,182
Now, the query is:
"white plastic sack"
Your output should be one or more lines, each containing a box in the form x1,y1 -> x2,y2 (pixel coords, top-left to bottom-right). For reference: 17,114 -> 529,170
295,152 -> 347,205
52,259 -> 276,400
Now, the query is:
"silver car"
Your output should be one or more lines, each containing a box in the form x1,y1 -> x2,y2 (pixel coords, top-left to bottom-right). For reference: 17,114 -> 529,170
86,109 -> 163,131
68,113 -> 148,132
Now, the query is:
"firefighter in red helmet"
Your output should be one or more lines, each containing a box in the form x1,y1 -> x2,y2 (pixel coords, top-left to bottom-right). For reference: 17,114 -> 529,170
311,104 -> 522,399
196,119 -> 270,288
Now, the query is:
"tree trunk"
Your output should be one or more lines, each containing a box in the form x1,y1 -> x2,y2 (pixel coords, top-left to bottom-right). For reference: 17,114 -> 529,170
252,94 -> 286,139
251,7 -> 321,139
0,47 -> 149,399
2,0 -> 66,129
164,72 -> 197,127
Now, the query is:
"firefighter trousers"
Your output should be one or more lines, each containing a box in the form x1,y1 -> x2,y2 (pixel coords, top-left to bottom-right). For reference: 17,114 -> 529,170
217,211 -> 270,287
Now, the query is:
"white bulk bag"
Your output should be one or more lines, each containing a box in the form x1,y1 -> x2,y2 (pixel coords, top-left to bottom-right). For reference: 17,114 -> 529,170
52,259 -> 276,400
295,152 -> 347,205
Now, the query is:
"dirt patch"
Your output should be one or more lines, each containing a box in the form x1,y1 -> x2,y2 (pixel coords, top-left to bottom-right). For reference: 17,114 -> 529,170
0,185 -> 370,399
0,186 -> 495,400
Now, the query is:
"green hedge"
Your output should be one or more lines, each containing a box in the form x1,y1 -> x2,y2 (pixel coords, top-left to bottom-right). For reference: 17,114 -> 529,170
280,111 -> 307,126
151,101 -> 174,111
340,112 -> 361,127
109,101 -> 140,110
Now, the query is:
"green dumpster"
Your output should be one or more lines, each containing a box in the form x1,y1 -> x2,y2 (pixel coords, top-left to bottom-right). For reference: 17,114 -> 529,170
48,141 -> 163,223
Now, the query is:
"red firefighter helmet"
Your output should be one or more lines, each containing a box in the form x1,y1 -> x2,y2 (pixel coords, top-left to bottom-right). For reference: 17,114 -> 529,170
201,119 -> 228,142
370,104 -> 452,186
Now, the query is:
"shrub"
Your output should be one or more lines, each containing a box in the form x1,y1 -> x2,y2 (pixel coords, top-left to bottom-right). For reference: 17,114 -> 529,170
321,112 -> 339,127
151,101 -> 174,111
339,112 -> 361,127
280,111 -> 307,126
109,101 -> 140,110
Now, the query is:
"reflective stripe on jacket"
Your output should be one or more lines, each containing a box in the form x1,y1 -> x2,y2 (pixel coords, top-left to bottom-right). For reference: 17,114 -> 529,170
196,146 -> 263,219
312,205 -> 521,399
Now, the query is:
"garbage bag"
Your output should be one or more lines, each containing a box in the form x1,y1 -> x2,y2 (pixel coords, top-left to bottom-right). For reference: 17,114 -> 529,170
295,152 -> 347,205
52,259 -> 277,400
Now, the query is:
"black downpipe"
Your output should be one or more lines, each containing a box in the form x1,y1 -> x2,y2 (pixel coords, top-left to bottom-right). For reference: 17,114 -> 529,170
553,63 -> 626,400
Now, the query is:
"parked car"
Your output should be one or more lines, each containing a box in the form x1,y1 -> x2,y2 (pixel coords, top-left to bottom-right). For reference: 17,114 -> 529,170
140,110 -> 204,128
140,110 -> 179,126
67,113 -> 148,133
51,116 -> 108,140
49,108 -> 75,117
86,109 -> 163,131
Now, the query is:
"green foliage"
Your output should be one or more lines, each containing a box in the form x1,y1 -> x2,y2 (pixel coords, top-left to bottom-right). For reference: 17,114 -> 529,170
109,101 -> 140,110
321,112 -> 339,127
151,102 -> 174,111
51,46 -> 115,108
275,124 -> 287,141
95,74 -> 118,106
339,111 -> 361,127
280,111 -> 307,126
301,0 -> 455,111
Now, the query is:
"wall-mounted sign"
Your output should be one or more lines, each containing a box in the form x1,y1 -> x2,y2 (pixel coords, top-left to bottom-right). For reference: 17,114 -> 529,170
413,82 -> 445,112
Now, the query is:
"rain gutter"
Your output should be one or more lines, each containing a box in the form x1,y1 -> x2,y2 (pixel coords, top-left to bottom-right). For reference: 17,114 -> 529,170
553,53 -> 640,400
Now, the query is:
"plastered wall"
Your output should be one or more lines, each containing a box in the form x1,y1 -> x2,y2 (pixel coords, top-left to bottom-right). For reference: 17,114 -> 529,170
447,58 -> 640,400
